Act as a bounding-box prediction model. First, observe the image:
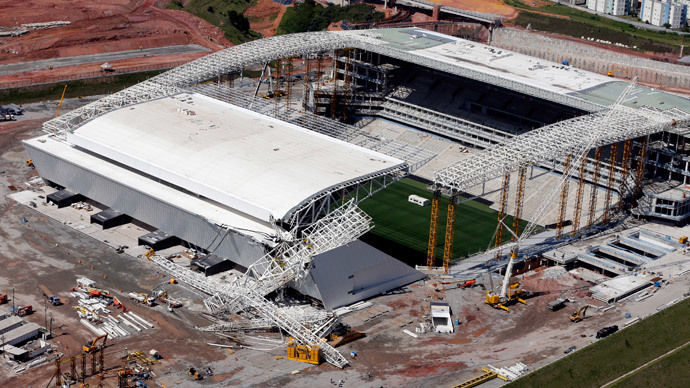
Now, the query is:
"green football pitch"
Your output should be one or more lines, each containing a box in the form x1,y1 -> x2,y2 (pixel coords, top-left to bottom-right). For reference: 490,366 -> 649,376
358,178 -> 525,267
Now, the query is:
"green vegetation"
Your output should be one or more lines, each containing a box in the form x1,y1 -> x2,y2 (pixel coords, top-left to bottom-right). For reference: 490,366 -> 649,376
0,70 -> 168,105
165,0 -> 260,44
358,178 -> 525,267
277,0 -> 384,35
504,1 -> 686,54
611,343 -> 690,387
508,297 -> 690,388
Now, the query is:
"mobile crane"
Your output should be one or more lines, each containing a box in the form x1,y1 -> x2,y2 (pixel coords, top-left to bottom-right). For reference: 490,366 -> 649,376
486,79 -> 641,311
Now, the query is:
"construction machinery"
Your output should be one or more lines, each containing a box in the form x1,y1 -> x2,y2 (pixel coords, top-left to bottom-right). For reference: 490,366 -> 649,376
188,367 -> 202,380
156,290 -> 182,308
569,305 -> 590,322
83,334 -> 108,353
39,285 -> 61,306
0,294 -> 7,304
26,159 -> 34,168
485,267 -> 528,311
286,337 -> 320,365
14,305 -> 33,316
484,79 -> 641,312
129,293 -> 155,306
144,248 -> 155,259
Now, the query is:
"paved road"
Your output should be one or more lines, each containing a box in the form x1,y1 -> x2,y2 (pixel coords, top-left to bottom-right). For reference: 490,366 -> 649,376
0,44 -> 210,76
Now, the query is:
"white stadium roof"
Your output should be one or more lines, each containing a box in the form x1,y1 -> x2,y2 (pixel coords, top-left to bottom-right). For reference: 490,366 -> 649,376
66,93 -> 405,222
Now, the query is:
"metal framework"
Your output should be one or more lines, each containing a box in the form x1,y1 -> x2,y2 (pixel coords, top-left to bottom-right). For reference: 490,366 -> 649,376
602,142 -> 618,224
442,194 -> 458,274
495,172 -> 511,249
618,139 -> 634,210
434,106 -> 686,194
426,191 -> 441,268
43,30 -> 607,136
587,147 -> 603,228
512,167 -> 527,241
555,155 -> 572,240
145,253 -> 349,368
204,200 -> 371,315
634,136 -> 649,197
571,156 -> 588,236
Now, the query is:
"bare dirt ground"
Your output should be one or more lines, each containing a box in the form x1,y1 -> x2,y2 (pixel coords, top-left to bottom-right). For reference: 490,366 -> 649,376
0,0 -> 231,86
426,0 -> 518,17
245,0 -> 289,37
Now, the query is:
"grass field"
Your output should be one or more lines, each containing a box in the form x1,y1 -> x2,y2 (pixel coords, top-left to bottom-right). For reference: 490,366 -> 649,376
358,178 -> 525,267
166,0 -> 260,44
504,0 -> 685,54
0,70 -> 167,105
508,297 -> 690,388
611,342 -> 690,387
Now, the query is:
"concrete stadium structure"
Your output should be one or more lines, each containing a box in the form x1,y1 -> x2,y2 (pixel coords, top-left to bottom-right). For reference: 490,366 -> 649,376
23,28 -> 690,367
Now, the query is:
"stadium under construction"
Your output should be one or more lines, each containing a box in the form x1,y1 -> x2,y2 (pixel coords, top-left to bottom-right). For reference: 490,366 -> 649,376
21,28 -> 690,371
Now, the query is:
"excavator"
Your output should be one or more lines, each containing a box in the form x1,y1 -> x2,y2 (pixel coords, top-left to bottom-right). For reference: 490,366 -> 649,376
570,305 -> 590,323
83,333 -> 108,353
144,248 -> 155,259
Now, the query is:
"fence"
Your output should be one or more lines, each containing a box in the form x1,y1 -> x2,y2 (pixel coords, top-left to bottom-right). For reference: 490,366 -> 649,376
0,61 -> 190,90
492,28 -> 690,89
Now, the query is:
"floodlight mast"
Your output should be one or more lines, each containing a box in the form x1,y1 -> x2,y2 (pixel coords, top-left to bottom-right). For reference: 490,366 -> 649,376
497,78 -> 640,299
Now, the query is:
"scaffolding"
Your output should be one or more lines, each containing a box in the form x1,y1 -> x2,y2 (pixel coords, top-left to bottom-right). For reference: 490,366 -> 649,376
442,194 -> 458,273
495,172 -> 511,250
602,142 -> 618,224
555,155 -> 571,240
586,147 -> 603,228
512,167 -> 527,241
571,156 -> 588,236
426,191 -> 442,268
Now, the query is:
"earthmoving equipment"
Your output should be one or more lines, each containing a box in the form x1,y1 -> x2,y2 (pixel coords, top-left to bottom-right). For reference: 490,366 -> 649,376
26,159 -> 34,168
0,294 -> 7,304
680,236 -> 688,245
14,305 -> 33,316
188,367 -> 202,380
327,324 -> 366,348
144,248 -> 155,259
83,333 -> 108,353
129,293 -> 155,306
156,290 -> 182,308
112,296 -> 127,312
286,337 -> 320,365
458,279 -> 476,289
570,305 -> 590,322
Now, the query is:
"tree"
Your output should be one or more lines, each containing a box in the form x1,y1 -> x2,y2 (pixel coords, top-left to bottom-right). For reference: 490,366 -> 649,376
228,10 -> 250,34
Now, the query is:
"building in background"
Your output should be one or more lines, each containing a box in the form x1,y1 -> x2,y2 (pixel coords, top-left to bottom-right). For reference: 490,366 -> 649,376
587,0 -> 631,16
640,0 -> 687,28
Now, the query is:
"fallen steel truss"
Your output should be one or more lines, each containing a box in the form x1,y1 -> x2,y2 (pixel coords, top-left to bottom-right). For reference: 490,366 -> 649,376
203,200 -> 372,315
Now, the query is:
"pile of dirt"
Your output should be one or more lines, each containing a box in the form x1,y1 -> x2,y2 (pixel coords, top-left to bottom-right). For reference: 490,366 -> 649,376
244,0 -> 288,37
0,0 -> 231,65
425,0 -> 518,17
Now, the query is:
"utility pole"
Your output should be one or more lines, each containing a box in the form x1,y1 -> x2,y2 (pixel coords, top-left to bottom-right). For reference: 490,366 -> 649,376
11,288 -> 14,316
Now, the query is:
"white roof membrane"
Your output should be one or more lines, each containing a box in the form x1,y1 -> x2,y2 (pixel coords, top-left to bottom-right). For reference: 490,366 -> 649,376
67,93 -> 404,222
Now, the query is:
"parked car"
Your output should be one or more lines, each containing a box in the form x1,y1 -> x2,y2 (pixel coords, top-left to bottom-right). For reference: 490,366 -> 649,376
3,104 -> 23,115
564,345 -> 577,354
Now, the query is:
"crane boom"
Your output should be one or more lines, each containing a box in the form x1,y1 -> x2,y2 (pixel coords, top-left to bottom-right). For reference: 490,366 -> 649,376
498,78 -> 640,299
